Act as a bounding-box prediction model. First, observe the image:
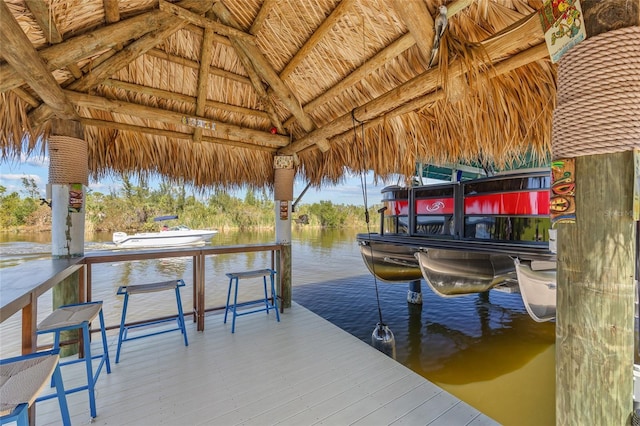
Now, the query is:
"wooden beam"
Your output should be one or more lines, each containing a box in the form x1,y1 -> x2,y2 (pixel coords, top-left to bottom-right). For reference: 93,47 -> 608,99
212,1 -> 317,134
249,0 -> 276,35
193,11 -> 216,143
279,0 -> 357,81
184,24 -> 232,46
328,43 -> 549,148
0,1 -> 77,119
67,0 -> 214,93
284,33 -> 415,129
80,118 -> 278,152
392,0 -> 434,60
145,48 -> 250,85
103,0 -> 123,53
65,90 -> 289,146
101,79 -> 269,119
229,36 -> 286,134
25,0 -> 62,43
12,87 -> 41,108
103,0 -> 120,23
26,0 -> 84,78
280,11 -> 544,155
0,10 -> 166,93
26,1 -> 215,126
283,0 -> 472,129
159,0 -> 255,44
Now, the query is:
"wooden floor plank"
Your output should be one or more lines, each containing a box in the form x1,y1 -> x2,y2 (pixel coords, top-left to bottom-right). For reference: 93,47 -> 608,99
32,303 -> 497,426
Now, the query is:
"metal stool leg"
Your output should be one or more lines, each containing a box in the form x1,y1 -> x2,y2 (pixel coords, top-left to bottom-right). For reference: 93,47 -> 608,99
96,307 -> 111,375
224,277 -> 233,324
82,323 -> 97,418
232,277 -> 239,333
116,292 -> 130,364
174,286 -> 188,346
52,358 -> 71,426
263,275 -> 270,312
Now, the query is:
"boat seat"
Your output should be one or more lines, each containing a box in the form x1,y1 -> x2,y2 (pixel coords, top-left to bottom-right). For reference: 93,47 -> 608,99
224,269 -> 280,333
36,301 -> 111,420
0,350 -> 71,426
115,279 -> 188,363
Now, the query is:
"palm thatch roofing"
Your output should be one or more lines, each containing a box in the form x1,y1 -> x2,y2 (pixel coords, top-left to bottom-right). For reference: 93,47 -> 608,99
0,0 -> 554,191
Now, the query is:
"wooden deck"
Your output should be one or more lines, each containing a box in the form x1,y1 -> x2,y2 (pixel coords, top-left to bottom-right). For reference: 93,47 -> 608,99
35,303 -> 498,425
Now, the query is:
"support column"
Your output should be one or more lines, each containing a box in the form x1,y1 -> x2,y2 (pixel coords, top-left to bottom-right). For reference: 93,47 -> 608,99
553,3 -> 639,424
48,118 -> 87,356
407,279 -> 423,304
274,156 -> 294,309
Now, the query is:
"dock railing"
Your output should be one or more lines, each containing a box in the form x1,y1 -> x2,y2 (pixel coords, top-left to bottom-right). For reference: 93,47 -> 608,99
0,243 -> 285,356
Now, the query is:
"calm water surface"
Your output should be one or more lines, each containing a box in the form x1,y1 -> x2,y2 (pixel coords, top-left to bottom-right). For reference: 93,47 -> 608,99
0,229 -> 555,425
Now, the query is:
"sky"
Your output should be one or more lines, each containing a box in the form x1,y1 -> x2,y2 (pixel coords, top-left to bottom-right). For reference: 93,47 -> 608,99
0,153 -> 399,206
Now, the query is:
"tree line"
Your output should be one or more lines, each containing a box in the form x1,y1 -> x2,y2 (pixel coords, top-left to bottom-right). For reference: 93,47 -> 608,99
0,177 -> 380,232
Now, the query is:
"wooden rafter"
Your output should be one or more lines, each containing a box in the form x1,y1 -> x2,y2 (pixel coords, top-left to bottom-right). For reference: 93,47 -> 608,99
280,11 -> 545,155
392,0 -> 434,59
212,2 -> 318,135
192,11 -> 216,143
26,0 -> 84,78
25,0 -> 61,43
81,118 -> 278,152
0,10 -> 166,93
101,79 -> 269,120
145,49 -> 250,85
65,90 -> 289,147
329,43 -> 550,148
161,4 -> 284,138
279,0 -> 357,81
230,39 -> 286,134
66,1 -> 214,93
29,0 -> 216,126
283,33 -> 414,129
0,0 -> 76,119
249,0 -> 276,35
159,0 -> 255,44
103,0 -> 120,23
284,0 -> 472,129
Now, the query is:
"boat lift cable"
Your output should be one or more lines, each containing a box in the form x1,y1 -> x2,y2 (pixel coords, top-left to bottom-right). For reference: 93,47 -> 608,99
351,109 -> 383,326
351,110 -> 396,359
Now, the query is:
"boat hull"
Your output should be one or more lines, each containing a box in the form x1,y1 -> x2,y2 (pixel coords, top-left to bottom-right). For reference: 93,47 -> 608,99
359,241 -> 422,283
416,249 -> 517,297
113,230 -> 218,248
514,259 -> 556,322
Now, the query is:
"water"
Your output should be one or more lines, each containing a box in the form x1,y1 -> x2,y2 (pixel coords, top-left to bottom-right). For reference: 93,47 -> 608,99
0,229 -> 555,425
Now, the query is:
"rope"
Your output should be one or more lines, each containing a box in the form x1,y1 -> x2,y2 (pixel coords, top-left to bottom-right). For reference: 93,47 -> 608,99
552,26 -> 640,158
48,135 -> 88,185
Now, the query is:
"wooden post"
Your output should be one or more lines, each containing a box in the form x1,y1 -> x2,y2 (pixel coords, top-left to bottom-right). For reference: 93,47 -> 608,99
274,156 -> 294,309
555,2 -> 639,424
49,118 -> 87,356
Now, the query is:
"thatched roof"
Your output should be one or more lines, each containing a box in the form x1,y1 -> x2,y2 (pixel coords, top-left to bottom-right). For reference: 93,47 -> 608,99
0,0 -> 554,191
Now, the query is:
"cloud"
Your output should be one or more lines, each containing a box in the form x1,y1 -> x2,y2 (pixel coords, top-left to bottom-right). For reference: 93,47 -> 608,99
0,173 -> 43,184
19,152 -> 49,167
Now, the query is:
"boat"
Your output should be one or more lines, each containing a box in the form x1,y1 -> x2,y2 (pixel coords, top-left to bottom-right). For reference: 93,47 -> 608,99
113,216 -> 218,248
357,168 -> 557,322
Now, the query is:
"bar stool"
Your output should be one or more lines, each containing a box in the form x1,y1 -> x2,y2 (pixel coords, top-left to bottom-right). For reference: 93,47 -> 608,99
224,268 -> 280,333
116,279 -> 188,363
0,350 -> 71,426
36,301 -> 111,420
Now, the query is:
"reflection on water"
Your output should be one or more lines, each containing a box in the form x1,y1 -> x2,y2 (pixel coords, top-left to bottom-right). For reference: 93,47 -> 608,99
0,228 -> 554,425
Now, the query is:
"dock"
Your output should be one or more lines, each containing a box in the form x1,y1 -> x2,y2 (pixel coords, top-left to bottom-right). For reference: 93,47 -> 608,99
34,303 -> 498,425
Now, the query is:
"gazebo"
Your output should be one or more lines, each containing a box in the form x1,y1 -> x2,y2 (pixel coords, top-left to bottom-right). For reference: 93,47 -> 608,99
1,1 -> 638,424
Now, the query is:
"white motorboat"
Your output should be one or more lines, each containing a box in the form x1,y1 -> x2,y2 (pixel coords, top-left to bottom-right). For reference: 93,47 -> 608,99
113,224 -> 218,248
